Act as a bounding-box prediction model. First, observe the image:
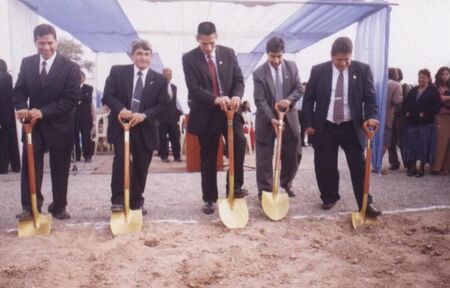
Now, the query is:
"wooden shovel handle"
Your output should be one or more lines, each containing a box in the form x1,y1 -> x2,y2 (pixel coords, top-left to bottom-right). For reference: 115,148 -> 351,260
117,115 -> 131,131
274,102 -> 289,119
22,119 -> 38,196
362,122 -> 376,140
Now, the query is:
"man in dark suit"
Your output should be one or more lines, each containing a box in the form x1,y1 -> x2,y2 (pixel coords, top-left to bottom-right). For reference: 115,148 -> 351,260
253,37 -> 304,200
74,71 -> 94,162
182,22 -> 247,215
103,39 -> 167,214
303,37 -> 381,217
14,24 -> 80,220
0,59 -> 21,174
158,67 -> 183,163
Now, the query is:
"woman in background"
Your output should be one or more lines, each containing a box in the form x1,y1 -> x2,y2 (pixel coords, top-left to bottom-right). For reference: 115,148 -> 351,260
403,69 -> 441,177
431,66 -> 450,175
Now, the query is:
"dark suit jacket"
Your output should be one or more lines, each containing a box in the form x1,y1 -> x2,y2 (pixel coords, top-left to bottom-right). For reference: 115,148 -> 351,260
76,84 -> 94,123
303,60 -> 378,150
404,85 -> 440,125
102,65 -> 168,151
182,45 -> 244,136
13,53 -> 80,147
253,60 -> 304,144
0,72 -> 13,127
159,84 -> 182,124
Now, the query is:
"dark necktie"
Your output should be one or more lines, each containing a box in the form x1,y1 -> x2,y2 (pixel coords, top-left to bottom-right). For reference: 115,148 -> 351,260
40,61 -> 47,85
207,55 -> 220,97
131,71 -> 143,112
274,68 -> 283,101
333,72 -> 344,124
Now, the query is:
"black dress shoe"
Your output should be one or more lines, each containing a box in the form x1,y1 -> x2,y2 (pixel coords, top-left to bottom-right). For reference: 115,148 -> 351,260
111,204 -> 124,212
234,188 -> 249,199
85,157 -> 92,163
16,209 -> 32,220
285,187 -> 297,198
174,158 -> 183,162
321,201 -> 336,210
202,202 -> 214,215
416,163 -> 425,177
52,209 -> 71,220
366,203 -> 382,218
389,164 -> 400,170
48,202 -> 55,213
161,158 -> 170,163
141,207 -> 148,216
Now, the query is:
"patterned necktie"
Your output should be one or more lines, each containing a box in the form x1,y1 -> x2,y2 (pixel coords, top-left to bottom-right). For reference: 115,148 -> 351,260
275,68 -> 283,101
333,72 -> 344,124
207,55 -> 220,97
40,61 -> 47,85
131,71 -> 143,112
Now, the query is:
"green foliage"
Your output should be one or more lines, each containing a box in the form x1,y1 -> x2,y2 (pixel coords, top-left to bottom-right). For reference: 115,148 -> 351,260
57,38 -> 94,73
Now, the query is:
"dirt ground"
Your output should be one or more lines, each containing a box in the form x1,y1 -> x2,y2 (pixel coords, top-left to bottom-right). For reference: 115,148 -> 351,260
1,209 -> 449,288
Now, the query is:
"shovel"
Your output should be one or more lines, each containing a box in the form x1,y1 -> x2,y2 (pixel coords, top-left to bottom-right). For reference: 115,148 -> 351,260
110,116 -> 143,235
18,118 -> 52,237
262,103 -> 289,221
351,123 -> 379,229
218,107 -> 249,228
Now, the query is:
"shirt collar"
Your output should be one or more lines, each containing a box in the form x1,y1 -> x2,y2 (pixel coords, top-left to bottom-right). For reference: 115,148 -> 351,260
204,48 -> 217,61
40,52 -> 57,68
332,64 -> 348,75
134,65 -> 150,80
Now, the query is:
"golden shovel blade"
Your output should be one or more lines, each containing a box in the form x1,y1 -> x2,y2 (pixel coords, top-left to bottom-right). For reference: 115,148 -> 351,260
110,209 -> 143,236
351,212 -> 379,229
18,213 -> 52,237
218,198 -> 249,229
18,193 -> 52,237
262,191 -> 289,221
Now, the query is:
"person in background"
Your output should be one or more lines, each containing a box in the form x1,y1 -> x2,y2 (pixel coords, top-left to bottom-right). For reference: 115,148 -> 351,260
0,59 -> 21,174
430,66 -> 450,175
158,67 -> 183,163
403,69 -> 440,177
388,68 -> 410,170
381,68 -> 403,174
74,71 -> 94,162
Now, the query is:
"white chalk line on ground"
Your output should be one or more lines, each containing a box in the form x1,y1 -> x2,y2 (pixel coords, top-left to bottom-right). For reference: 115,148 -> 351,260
4,205 -> 450,233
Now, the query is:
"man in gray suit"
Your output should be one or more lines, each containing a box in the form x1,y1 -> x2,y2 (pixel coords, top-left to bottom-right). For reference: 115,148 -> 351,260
303,37 -> 381,217
253,37 -> 304,200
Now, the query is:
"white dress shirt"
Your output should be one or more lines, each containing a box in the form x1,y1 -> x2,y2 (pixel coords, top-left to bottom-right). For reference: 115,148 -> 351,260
327,64 -> 351,123
269,63 -> 283,85
167,82 -> 173,99
39,52 -> 57,74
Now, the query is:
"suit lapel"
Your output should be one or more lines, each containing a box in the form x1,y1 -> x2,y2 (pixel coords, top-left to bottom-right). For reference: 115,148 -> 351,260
264,62 -> 276,99
325,62 -> 333,102
142,69 -> 156,106
125,65 -> 134,104
281,61 -> 290,99
31,54 -> 41,90
195,48 -> 211,83
348,62 -> 356,103
215,46 -> 225,93
43,54 -> 63,89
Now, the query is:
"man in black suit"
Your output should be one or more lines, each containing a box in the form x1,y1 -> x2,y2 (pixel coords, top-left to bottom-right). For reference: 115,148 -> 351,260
253,37 -> 304,200
158,67 -> 183,163
182,22 -> 247,214
14,24 -> 80,220
103,40 -> 167,214
303,37 -> 381,217
74,71 -> 94,162
0,59 -> 21,174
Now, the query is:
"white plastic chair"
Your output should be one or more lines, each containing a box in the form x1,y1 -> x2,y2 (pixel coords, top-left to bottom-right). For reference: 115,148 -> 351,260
93,110 -> 111,156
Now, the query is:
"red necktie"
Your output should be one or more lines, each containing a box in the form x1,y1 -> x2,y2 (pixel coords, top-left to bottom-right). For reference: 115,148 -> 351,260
207,55 -> 220,97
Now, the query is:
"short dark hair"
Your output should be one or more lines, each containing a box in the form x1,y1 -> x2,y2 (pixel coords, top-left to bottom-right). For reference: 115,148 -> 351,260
197,22 -> 216,36
0,59 -> 7,73
266,37 -> 285,54
388,68 -> 397,80
34,24 -> 57,42
130,39 -> 152,55
418,68 -> 432,82
331,37 -> 353,56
